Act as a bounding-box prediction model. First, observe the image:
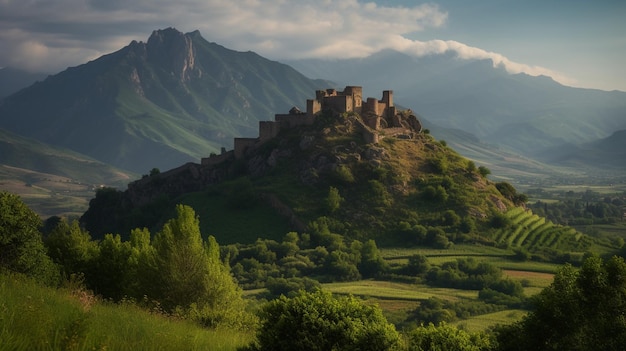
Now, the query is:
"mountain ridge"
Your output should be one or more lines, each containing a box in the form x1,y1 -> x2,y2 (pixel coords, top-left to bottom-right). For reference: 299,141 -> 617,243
287,51 -> 626,159
0,28 -> 329,173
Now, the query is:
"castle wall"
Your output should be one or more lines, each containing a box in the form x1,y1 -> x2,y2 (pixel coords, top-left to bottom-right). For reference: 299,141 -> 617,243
275,113 -> 315,127
307,99 -> 321,116
234,137 -> 257,159
201,150 -> 234,166
203,86 -> 407,166
259,121 -> 281,142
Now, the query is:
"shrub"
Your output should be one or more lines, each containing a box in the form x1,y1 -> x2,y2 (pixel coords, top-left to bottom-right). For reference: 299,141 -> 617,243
247,289 -> 399,351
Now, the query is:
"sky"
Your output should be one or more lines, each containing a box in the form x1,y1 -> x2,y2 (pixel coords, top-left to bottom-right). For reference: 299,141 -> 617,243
1,0 -> 624,91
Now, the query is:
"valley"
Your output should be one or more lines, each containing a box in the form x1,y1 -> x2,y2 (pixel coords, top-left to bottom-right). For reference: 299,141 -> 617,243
1,27 -> 625,351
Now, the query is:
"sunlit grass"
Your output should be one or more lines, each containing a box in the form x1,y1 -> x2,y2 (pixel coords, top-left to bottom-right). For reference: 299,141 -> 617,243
0,274 -> 253,351
452,309 -> 528,333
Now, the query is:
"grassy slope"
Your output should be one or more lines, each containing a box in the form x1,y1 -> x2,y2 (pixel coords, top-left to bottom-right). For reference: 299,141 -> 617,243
0,274 -> 252,351
0,129 -> 136,218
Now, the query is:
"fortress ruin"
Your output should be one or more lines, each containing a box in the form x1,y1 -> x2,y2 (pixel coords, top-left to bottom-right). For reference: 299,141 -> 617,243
202,86 -> 421,166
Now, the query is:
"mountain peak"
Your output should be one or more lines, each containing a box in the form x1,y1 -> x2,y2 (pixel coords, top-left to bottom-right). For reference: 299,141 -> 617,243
146,27 -> 197,81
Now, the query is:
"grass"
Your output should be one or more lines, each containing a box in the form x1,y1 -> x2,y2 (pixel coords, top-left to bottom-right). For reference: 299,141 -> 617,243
323,280 -> 479,301
452,310 -> 528,333
0,274 -> 253,351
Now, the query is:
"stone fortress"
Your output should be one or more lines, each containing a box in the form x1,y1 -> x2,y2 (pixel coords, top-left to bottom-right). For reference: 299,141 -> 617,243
201,86 -> 422,166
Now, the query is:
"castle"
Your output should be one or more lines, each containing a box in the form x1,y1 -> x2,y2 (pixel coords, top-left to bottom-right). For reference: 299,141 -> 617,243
201,86 -> 421,166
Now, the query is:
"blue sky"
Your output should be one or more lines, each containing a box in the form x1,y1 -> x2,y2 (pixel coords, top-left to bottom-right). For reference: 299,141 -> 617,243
1,0 -> 624,91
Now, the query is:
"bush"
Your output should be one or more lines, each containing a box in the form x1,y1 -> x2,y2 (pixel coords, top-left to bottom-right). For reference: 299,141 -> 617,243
247,289 -> 399,351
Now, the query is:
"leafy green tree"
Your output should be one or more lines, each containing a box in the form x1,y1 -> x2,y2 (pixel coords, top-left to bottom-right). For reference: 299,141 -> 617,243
358,239 -> 389,278
325,186 -> 343,213
0,191 -> 58,284
478,166 -> 491,178
495,255 -> 626,351
151,204 -> 250,328
404,254 -> 430,276
248,289 -> 399,351
407,322 -> 493,351
45,219 -> 98,278
90,233 -> 133,300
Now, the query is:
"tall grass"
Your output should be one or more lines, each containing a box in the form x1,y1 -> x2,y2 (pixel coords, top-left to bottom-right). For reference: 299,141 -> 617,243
0,274 -> 253,351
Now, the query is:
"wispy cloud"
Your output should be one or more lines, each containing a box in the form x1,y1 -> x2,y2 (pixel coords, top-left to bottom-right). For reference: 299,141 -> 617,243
0,0 -> 572,85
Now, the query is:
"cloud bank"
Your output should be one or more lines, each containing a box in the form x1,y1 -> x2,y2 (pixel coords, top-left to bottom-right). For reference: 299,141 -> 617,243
0,0 -> 571,85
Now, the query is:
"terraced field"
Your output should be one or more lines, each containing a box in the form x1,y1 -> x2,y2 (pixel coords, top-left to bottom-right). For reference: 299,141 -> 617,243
492,208 -> 588,252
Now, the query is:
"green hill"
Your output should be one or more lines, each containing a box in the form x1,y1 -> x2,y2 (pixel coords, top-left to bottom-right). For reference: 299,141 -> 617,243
0,128 -> 135,217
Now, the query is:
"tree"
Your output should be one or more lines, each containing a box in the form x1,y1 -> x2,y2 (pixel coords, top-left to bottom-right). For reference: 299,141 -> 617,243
45,219 -> 98,278
407,322 -> 493,351
248,289 -> 399,351
325,186 -> 343,213
495,255 -> 626,351
0,191 -> 58,284
151,204 -> 250,328
358,239 -> 389,278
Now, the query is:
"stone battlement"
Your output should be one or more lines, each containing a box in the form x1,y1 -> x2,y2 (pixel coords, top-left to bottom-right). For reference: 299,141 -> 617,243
201,86 -> 420,166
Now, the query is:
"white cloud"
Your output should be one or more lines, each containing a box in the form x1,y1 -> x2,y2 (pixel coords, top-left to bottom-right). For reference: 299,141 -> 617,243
0,0 -> 573,86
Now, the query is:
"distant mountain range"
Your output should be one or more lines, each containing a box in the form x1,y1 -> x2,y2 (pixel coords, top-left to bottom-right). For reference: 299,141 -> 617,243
288,51 -> 626,166
0,28 -> 624,218
0,67 -> 48,98
0,28 -> 328,173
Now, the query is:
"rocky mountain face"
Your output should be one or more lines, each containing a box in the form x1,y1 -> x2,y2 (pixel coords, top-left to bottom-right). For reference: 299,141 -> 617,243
0,28 -> 328,173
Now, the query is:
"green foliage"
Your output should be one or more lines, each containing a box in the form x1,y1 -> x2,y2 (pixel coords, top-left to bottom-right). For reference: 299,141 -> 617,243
0,191 -> 59,285
406,322 -> 494,351
151,205 -> 251,328
404,254 -> 431,276
406,297 -> 505,326
332,164 -> 356,184
358,239 -> 389,278
325,186 -> 343,213
478,166 -> 491,178
46,218 -> 98,278
429,156 -> 449,174
0,273 -> 252,350
495,255 -> 626,351
495,182 -> 527,206
425,258 -> 525,305
248,289 -> 399,351
264,276 -> 321,298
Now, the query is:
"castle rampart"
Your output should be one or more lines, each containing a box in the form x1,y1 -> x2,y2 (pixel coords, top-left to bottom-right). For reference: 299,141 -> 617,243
201,86 -> 420,166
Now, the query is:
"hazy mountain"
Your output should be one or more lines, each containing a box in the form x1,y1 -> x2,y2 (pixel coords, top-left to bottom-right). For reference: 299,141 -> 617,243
288,51 -> 626,157
536,130 -> 626,170
0,28 -> 328,173
0,127 -> 136,217
0,67 -> 48,99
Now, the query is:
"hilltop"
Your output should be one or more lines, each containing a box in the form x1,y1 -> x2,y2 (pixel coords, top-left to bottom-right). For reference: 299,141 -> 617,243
83,86 -> 542,248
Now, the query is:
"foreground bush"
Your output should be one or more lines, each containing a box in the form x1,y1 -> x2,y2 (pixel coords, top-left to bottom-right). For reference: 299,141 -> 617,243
244,289 -> 399,351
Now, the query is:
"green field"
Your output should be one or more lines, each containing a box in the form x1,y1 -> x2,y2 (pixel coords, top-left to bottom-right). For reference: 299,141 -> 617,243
452,309 -> 528,332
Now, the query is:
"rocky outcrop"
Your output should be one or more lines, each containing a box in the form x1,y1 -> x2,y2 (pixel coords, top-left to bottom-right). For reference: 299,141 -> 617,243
147,27 -> 198,82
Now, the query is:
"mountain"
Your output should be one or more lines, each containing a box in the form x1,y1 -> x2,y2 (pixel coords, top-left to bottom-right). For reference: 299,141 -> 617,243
536,129 -> 626,170
0,67 -> 48,99
287,51 -> 626,161
0,128 -> 135,217
0,28 -> 328,173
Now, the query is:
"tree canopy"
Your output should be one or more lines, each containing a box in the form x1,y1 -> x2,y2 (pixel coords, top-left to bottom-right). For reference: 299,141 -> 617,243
247,289 -> 399,351
495,255 -> 626,351
0,191 -> 58,284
